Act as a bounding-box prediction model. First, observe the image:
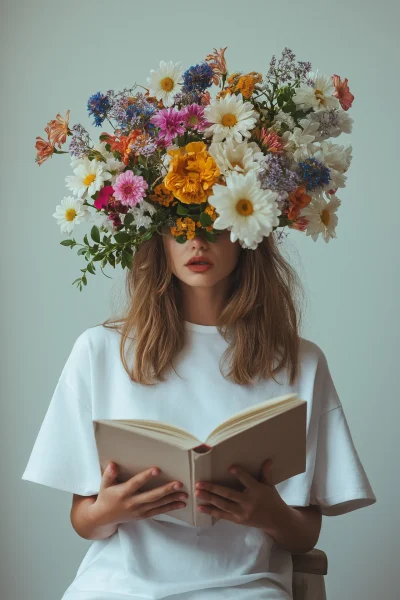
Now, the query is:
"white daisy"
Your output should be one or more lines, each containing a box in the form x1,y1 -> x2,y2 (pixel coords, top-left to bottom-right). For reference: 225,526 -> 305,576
204,94 -> 259,143
92,141 -> 125,185
300,193 -> 341,242
65,157 -> 111,199
53,197 -> 89,234
147,60 -> 184,108
208,139 -> 264,177
282,119 -> 320,163
293,70 -> 340,112
208,170 -> 281,249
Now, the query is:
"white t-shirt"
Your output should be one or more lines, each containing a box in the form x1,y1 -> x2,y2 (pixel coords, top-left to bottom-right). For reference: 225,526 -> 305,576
22,322 -> 376,600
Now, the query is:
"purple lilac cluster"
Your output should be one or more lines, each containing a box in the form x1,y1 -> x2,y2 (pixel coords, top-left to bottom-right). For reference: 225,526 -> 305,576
258,154 -> 300,201
69,124 -> 91,158
267,47 -> 313,85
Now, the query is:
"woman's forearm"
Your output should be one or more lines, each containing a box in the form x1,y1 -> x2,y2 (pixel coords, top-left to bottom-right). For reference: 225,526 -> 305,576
70,495 -> 118,540
262,501 -> 322,554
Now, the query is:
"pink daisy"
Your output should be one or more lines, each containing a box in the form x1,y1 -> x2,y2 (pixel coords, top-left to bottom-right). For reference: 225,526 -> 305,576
181,104 -> 209,131
150,107 -> 186,145
113,171 -> 148,207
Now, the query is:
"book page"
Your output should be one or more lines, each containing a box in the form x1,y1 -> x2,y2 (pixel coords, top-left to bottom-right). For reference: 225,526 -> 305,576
205,393 -> 300,445
98,419 -> 201,450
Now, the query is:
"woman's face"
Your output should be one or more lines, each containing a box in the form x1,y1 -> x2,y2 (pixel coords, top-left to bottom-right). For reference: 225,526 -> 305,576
162,228 -> 242,289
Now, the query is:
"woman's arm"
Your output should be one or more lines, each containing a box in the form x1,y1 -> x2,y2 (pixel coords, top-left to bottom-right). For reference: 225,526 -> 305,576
262,503 -> 322,555
70,494 -> 118,540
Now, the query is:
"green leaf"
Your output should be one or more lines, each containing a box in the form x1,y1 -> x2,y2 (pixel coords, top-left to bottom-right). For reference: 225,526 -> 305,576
114,231 -> 131,244
108,253 -> 115,267
124,213 -> 134,227
93,251 -> 107,261
176,202 -> 189,216
200,212 -> 212,227
60,239 -> 75,247
174,235 -> 186,244
142,231 -> 153,241
85,251 -> 91,261
101,257 -> 108,268
83,234 -> 89,246
77,247 -> 87,256
122,250 -> 133,268
82,275 -> 87,286
91,225 -> 101,243
203,230 -> 217,242
87,262 -> 96,275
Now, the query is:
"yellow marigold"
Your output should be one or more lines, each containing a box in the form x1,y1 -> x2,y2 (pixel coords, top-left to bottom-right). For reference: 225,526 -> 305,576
235,72 -> 262,99
149,182 -> 176,207
205,204 -> 217,221
170,217 -> 197,239
164,142 -> 220,205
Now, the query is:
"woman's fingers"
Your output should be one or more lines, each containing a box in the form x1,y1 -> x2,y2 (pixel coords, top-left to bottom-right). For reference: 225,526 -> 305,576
135,480 -> 187,504
142,500 -> 187,519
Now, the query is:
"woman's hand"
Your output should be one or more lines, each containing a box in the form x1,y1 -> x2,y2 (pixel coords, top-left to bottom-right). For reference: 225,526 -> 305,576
195,459 -> 286,530
88,462 -> 188,528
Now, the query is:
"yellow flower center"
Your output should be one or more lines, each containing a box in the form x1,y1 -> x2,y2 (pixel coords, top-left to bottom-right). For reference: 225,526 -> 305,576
236,199 -> 253,216
314,89 -> 325,103
221,113 -> 237,127
83,173 -> 96,186
160,77 -> 174,92
321,209 -> 330,226
188,115 -> 199,125
65,208 -> 77,222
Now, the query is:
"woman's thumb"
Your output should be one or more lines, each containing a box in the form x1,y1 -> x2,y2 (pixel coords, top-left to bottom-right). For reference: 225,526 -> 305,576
101,462 -> 119,488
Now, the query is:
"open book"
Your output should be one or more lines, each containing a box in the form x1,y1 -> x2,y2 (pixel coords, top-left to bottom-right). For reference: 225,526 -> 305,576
94,393 -> 307,527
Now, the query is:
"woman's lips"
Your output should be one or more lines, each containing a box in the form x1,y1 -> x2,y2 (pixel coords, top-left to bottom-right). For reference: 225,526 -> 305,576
185,263 -> 213,273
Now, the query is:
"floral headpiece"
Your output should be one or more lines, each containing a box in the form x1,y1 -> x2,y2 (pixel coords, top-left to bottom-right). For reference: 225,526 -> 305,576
35,47 -> 354,290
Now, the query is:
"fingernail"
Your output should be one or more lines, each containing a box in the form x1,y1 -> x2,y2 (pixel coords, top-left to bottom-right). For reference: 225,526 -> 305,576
174,483 -> 182,490
152,469 -> 159,476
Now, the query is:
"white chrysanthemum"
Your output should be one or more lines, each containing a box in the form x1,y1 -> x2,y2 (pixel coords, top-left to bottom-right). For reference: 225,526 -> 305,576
208,170 -> 281,249
282,119 -> 320,163
53,197 -> 89,234
310,141 -> 352,190
272,109 -> 296,132
65,157 -> 111,199
308,108 -> 354,141
300,194 -> 341,242
128,200 -> 157,229
147,60 -> 183,108
293,70 -> 340,112
90,210 -> 117,234
204,95 -> 259,143
208,139 -> 264,177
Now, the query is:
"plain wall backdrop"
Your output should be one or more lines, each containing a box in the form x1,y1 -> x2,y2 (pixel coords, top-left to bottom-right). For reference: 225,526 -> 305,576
1,0 -> 397,598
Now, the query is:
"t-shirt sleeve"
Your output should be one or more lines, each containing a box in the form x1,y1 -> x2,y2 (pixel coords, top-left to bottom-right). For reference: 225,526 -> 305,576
276,346 -> 377,516
21,332 -> 102,496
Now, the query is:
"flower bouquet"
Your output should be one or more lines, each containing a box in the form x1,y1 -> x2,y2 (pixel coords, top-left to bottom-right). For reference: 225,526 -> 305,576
35,47 -> 354,290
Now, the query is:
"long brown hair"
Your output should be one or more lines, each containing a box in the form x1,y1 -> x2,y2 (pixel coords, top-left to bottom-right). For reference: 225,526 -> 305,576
102,231 -> 305,387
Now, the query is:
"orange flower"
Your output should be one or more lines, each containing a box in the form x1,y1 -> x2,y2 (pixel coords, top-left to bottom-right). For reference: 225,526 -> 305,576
289,216 -> 308,232
205,47 -> 228,86
235,72 -> 262,99
287,185 -> 312,220
255,127 -> 285,154
164,142 -> 220,205
170,217 -> 197,240
35,125 -> 55,165
332,75 -> 354,111
149,182 -> 177,207
47,109 -> 70,148
101,129 -> 142,165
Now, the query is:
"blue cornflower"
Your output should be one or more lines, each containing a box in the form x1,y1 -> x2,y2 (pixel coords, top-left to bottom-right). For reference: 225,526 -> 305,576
297,158 -> 331,191
182,63 -> 214,93
87,92 -> 111,127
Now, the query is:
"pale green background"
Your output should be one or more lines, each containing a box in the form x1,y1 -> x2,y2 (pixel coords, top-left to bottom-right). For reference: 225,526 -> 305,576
2,0 -> 397,598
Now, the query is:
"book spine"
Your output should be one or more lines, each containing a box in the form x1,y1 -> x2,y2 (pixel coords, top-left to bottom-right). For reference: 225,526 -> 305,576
191,446 -> 213,527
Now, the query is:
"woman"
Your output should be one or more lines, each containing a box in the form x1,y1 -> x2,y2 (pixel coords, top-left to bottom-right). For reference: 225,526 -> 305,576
22,227 -> 376,600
